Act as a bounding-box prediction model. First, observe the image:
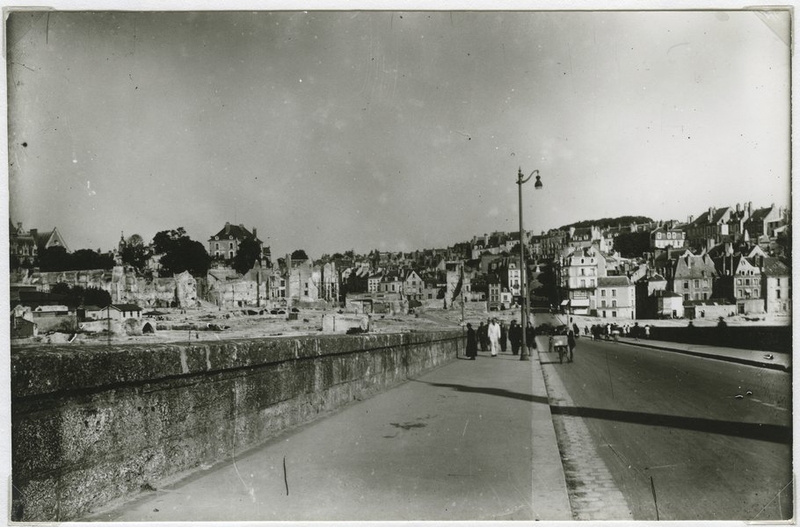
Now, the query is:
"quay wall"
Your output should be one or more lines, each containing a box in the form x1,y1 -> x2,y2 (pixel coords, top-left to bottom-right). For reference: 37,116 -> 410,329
11,330 -> 463,521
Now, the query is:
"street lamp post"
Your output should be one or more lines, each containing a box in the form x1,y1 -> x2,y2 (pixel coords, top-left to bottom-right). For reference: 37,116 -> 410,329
517,167 -> 543,361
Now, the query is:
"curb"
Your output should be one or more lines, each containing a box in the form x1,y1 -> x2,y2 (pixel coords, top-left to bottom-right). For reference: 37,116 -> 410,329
615,339 -> 790,372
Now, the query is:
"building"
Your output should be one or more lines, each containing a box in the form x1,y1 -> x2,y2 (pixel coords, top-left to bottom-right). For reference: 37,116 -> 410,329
595,276 -> 635,319
207,222 -> 265,260
762,257 -> 791,314
650,226 -> 686,250
669,253 -> 717,303
558,245 -> 607,314
9,221 -> 70,268
714,254 -> 764,314
744,204 -> 786,240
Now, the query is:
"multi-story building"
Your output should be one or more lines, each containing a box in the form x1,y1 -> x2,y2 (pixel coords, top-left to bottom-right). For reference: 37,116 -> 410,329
207,222 -> 265,261
595,276 -> 635,319
668,253 -> 717,303
714,254 -> 763,314
9,221 -> 70,268
558,245 -> 607,315
650,226 -> 686,251
762,257 -> 791,314
744,203 -> 786,240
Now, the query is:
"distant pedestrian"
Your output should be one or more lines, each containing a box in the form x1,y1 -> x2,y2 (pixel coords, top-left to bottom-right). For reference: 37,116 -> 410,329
567,328 -> 576,362
500,321 -> 508,352
465,323 -> 477,360
633,322 -> 640,341
644,324 -> 651,339
584,325 -> 589,337
573,323 -> 580,339
478,322 -> 488,351
526,323 -> 536,354
488,318 -> 501,357
509,320 -> 522,355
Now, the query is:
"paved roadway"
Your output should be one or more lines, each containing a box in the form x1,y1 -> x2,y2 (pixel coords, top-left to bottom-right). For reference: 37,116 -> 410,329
534,312 -> 792,521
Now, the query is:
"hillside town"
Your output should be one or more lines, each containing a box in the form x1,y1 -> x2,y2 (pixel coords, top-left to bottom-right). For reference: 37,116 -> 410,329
9,201 -> 792,342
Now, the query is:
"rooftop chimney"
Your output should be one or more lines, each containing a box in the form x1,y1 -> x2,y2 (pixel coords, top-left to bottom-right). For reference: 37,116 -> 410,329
225,222 -> 231,234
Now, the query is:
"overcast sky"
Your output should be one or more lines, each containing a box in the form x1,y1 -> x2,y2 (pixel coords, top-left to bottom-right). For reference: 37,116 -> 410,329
6,8 -> 791,259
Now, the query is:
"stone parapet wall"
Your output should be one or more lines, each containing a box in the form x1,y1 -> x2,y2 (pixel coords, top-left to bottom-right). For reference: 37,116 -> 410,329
12,330 -> 463,521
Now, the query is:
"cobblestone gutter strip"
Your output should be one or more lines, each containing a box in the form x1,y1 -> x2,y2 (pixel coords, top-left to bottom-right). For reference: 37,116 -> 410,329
615,340 -> 790,372
540,365 -> 633,521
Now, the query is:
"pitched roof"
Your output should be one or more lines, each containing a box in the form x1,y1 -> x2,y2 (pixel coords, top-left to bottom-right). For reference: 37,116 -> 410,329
209,223 -> 259,242
597,276 -> 631,287
762,257 -> 790,276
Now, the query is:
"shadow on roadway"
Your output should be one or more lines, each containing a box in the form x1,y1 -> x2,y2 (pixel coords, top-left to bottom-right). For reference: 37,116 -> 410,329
411,379 -> 550,405
549,405 -> 791,444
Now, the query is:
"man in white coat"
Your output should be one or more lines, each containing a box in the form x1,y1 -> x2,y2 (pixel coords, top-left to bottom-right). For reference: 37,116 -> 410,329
487,317 -> 501,357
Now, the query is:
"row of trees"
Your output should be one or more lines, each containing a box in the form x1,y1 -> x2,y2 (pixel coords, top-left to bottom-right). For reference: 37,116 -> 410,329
23,228 -> 312,279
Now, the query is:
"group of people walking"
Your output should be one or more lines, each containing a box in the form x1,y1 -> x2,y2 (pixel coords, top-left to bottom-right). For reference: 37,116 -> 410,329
464,317 -> 536,360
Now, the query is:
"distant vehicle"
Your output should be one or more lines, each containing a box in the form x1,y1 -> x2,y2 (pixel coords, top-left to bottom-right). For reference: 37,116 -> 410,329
270,309 -> 279,315
291,307 -> 300,313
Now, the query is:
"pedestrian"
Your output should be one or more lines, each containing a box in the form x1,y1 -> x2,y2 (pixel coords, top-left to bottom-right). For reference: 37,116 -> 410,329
465,323 -> 478,360
478,322 -> 488,351
633,322 -> 640,341
567,327 -> 576,362
584,325 -> 589,338
525,323 -> 536,355
509,319 -> 522,355
644,324 -> 651,339
573,322 -> 580,339
500,320 -> 508,353
487,318 -> 501,357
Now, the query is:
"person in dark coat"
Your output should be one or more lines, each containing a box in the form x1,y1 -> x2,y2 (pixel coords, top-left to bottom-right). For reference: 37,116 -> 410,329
499,321 -> 508,353
477,321 -> 488,351
508,320 -> 522,355
525,323 -> 536,354
465,323 -> 478,360
567,328 -> 576,362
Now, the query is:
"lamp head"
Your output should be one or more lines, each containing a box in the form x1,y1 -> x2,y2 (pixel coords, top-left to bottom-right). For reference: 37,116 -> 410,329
534,175 -> 543,189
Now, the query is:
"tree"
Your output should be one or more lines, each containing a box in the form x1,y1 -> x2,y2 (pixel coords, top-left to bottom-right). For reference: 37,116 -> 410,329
151,228 -> 211,277
291,249 -> 309,261
50,283 -> 111,307
233,237 -> 262,275
37,246 -> 71,271
121,234 -> 149,272
71,248 -> 114,270
612,232 -> 651,258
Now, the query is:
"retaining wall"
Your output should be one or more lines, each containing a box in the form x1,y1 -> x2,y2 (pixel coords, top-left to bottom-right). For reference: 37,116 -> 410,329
645,325 -> 792,353
11,330 -> 463,521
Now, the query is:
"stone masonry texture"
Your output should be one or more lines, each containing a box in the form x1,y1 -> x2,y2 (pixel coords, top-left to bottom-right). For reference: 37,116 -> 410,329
11,330 -> 463,522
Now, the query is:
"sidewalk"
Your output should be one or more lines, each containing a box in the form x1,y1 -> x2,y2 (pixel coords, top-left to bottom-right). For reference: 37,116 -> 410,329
614,337 -> 791,372
86,348 -> 572,522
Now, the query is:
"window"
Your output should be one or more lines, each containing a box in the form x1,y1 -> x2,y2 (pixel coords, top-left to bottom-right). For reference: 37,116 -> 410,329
737,278 -> 742,285
745,279 -> 750,286
684,281 -> 690,290
612,289 -> 617,297
694,279 -> 699,288
612,311 -> 617,318
601,300 -> 607,308
777,278 -> 781,286
580,279 -> 586,288
684,294 -> 689,301
581,268 -> 586,276
601,290 -> 606,297
612,300 -> 617,307
777,290 -> 782,299
703,292 -> 708,300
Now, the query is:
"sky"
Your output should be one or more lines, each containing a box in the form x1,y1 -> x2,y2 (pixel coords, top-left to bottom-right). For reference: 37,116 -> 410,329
6,7 -> 792,260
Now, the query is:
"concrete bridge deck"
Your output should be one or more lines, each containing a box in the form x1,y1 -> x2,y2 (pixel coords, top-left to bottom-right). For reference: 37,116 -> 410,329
82,332 -> 788,522
86,346 -> 573,522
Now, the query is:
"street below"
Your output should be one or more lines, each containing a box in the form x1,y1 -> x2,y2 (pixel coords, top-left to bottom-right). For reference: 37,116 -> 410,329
534,312 -> 792,521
